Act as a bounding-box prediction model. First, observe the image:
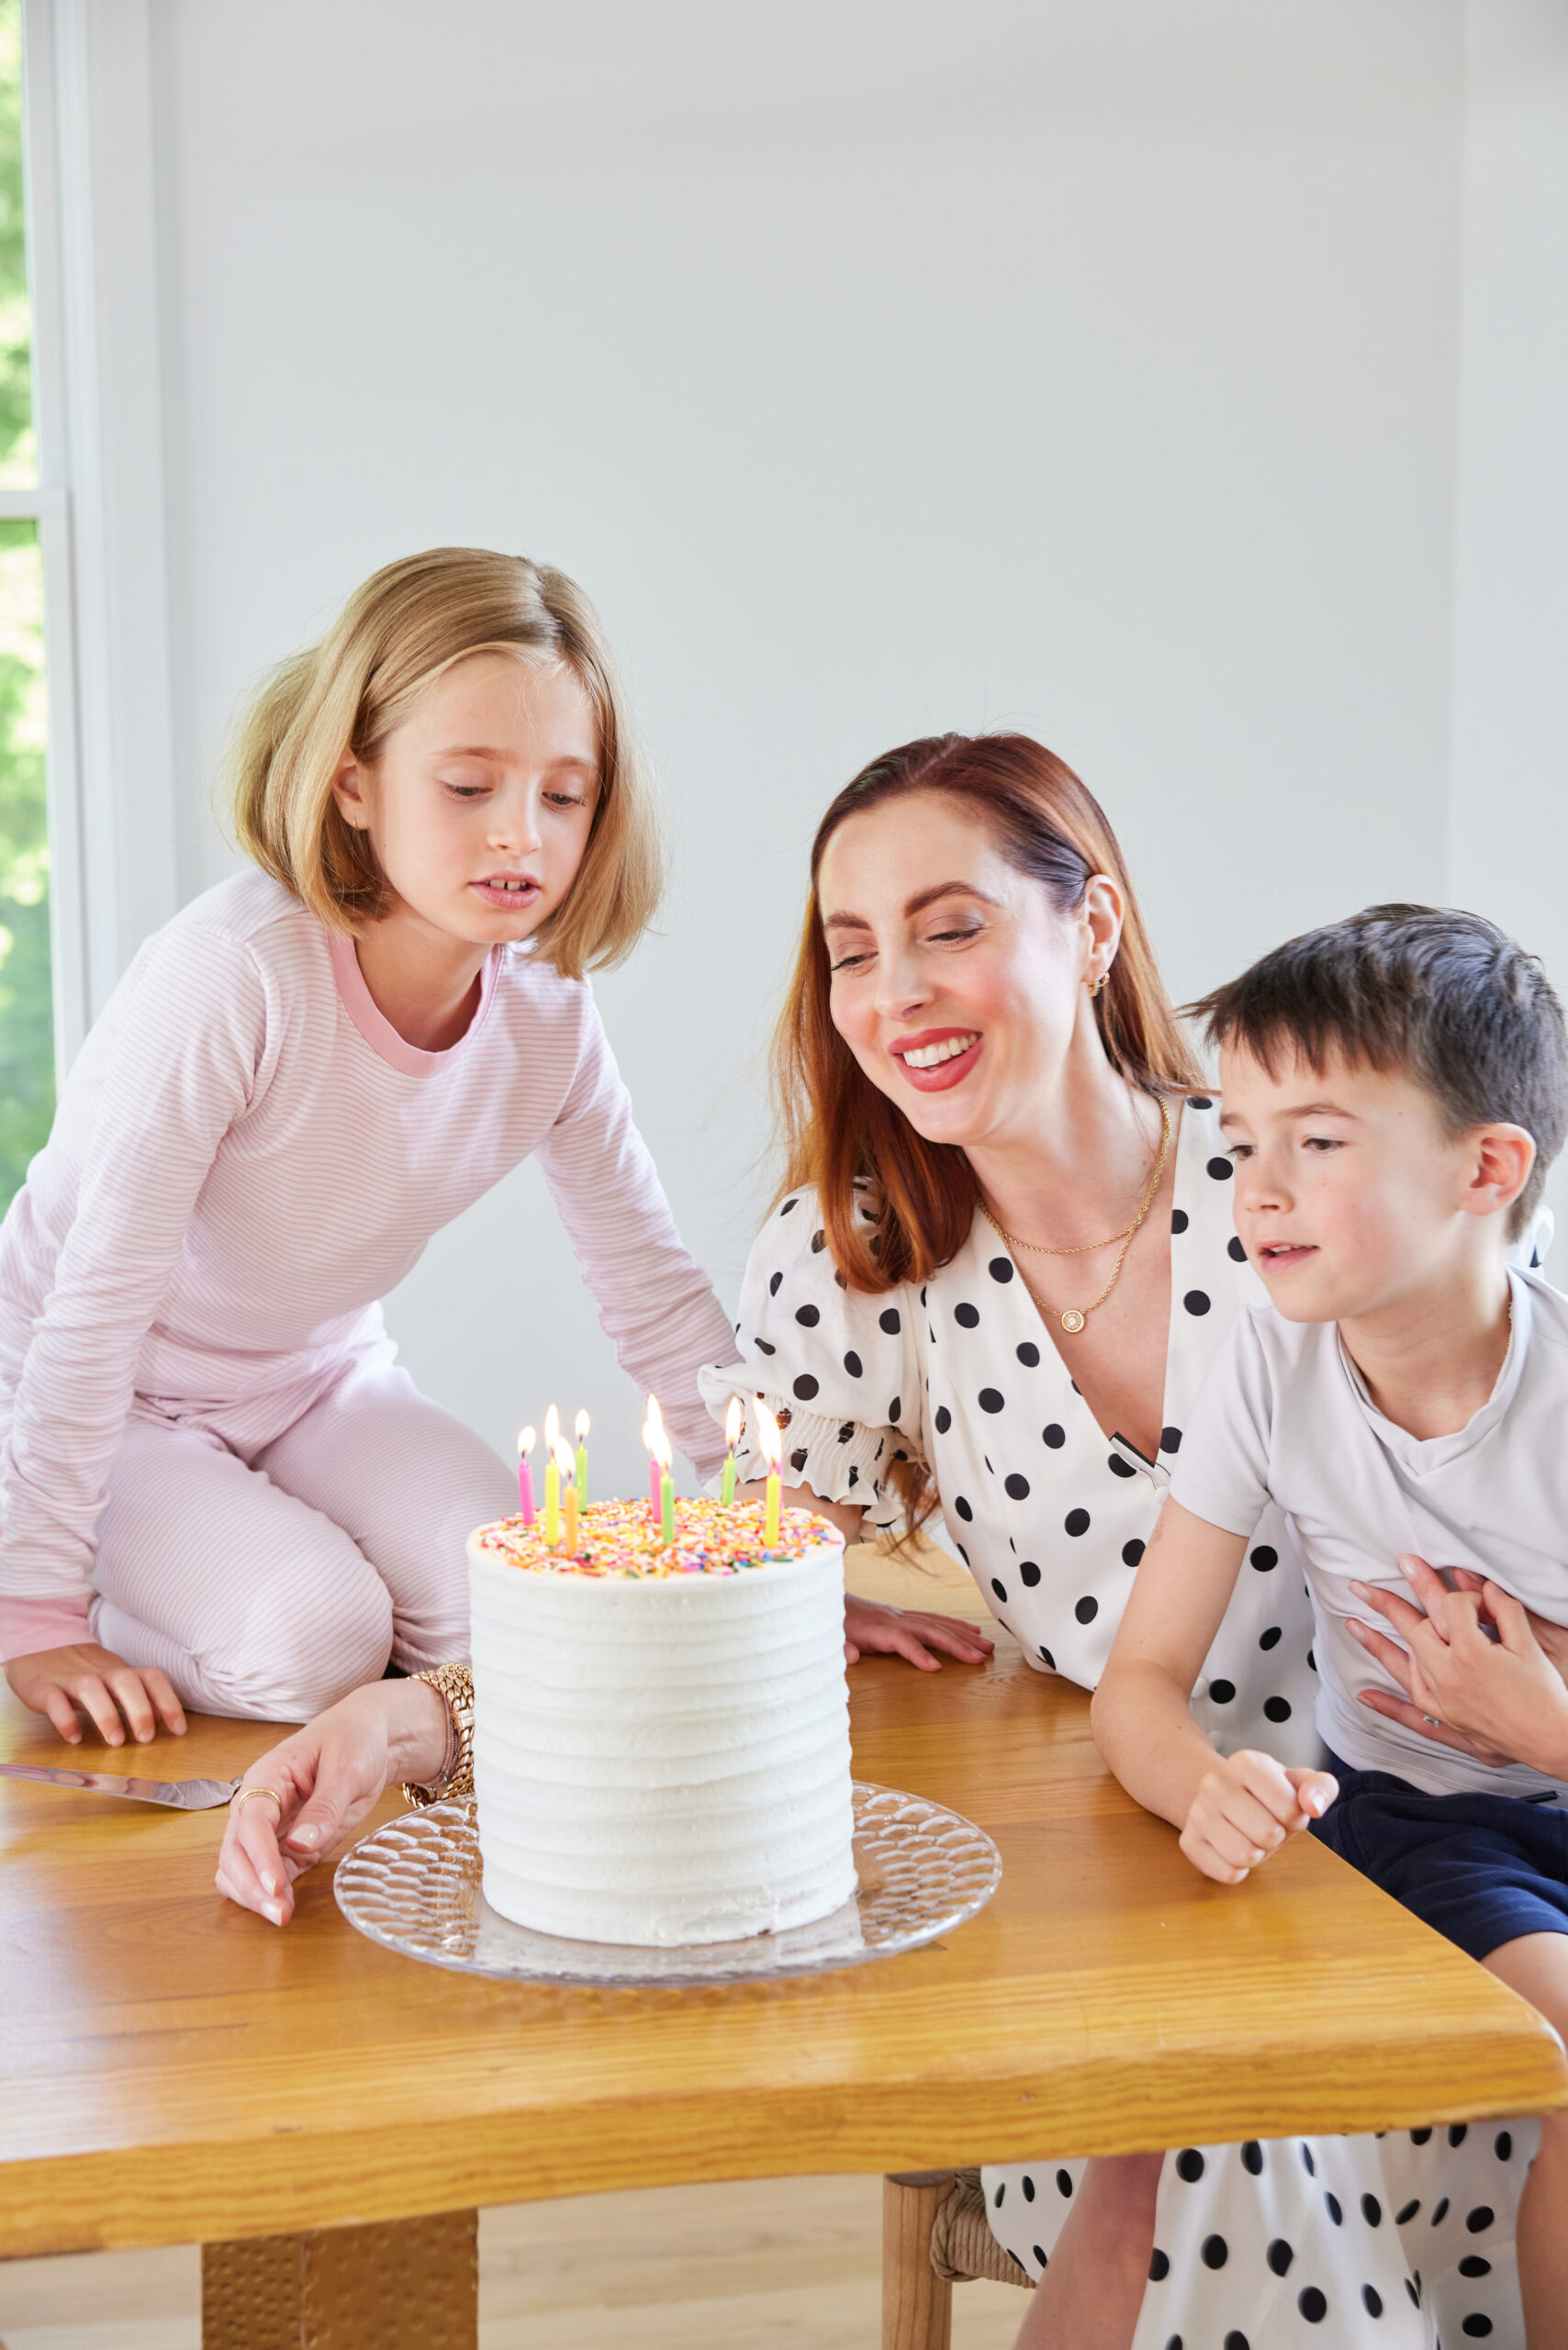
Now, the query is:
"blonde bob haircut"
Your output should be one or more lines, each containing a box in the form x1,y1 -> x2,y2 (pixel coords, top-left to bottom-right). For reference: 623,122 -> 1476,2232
227,547 -> 665,979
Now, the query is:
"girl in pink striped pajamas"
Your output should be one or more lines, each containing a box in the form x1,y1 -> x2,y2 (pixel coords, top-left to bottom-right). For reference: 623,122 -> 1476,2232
0,548 -> 736,1745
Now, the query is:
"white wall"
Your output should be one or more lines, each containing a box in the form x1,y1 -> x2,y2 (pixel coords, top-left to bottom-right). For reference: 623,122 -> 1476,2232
103,1 -> 1497,1490
1450,0 -> 1568,1228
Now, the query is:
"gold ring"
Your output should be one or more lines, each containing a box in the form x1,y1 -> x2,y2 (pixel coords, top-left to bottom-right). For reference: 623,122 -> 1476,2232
233,1785 -> 284,1816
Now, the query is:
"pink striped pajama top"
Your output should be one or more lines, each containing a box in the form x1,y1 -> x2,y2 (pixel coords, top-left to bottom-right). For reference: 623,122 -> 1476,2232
0,870 -> 736,1660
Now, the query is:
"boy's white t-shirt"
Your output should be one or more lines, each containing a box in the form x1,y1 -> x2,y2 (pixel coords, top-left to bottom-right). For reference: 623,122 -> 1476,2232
1170,1266 -> 1568,1801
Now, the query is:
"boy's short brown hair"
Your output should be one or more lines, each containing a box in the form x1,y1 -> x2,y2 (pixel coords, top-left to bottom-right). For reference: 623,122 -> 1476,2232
1191,904 -> 1568,1238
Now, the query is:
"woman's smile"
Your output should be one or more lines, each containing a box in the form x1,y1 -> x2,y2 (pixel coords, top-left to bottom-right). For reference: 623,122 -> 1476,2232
891,1026 -> 983,1089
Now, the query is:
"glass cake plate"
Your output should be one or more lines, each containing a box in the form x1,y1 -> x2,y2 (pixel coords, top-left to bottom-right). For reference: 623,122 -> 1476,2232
334,1782 -> 1002,1986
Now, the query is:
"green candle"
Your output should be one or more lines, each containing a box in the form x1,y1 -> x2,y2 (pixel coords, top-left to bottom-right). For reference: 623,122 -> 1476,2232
720,1396 -> 740,1504
574,1409 -> 589,1507
660,1467 -> 676,1546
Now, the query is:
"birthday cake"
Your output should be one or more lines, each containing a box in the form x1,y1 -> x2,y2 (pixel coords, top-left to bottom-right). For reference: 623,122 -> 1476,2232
466,1498 -> 857,1946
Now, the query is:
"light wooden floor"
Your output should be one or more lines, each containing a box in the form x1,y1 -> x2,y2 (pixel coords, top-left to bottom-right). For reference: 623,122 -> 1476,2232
0,2176 -> 1026,2348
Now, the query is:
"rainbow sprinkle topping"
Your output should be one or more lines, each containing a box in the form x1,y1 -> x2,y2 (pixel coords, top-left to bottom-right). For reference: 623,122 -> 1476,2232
472,1496 -> 836,1579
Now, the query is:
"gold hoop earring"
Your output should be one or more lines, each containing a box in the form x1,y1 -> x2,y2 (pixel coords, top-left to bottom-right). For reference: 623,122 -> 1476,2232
1088,971 -> 1109,998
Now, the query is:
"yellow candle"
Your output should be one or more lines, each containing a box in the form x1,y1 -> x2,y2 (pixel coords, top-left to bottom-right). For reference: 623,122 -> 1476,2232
544,1455 -> 560,1547
756,1399 -> 782,1548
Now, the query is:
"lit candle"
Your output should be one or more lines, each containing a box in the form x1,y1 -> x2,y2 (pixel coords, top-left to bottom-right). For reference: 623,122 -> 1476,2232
756,1398 -> 782,1548
543,1404 -> 561,1547
553,1435 -> 578,1556
720,1396 -> 742,1505
649,1417 -> 676,1546
575,1409 -> 590,1507
644,1395 -> 666,1518
516,1426 -> 536,1525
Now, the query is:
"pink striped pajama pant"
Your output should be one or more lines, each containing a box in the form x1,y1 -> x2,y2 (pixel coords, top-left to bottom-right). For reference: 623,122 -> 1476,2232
85,1358 -> 513,1722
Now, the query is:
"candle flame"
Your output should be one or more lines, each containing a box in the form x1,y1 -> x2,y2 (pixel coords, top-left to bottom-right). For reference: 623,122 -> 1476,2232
645,1393 -> 665,1440
724,1395 -> 743,1449
550,1433 -> 576,1482
575,1408 -> 590,1441
544,1403 -> 560,1452
516,1425 -> 535,1459
755,1397 -> 782,1472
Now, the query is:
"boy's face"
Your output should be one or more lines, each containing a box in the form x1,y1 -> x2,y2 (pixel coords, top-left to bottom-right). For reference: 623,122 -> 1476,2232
1217,1039 -> 1531,1325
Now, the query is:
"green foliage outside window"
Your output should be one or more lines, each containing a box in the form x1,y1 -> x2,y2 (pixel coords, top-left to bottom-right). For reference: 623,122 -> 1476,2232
0,0 -> 52,1214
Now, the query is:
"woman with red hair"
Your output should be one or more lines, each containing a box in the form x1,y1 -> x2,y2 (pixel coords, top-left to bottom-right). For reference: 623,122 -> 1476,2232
701,735 -> 1511,2348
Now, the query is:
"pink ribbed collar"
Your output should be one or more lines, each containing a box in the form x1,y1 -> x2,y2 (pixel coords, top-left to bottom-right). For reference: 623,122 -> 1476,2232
329,932 -> 500,1077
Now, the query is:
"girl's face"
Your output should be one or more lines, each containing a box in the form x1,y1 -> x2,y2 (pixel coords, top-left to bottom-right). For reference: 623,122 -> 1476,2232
818,789 -> 1121,1151
334,651 -> 600,946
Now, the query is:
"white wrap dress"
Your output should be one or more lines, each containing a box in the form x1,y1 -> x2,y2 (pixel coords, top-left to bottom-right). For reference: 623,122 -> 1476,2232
700,1096 -> 1533,2350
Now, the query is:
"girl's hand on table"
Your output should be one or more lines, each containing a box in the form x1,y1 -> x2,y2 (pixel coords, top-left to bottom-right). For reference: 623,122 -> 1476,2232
844,1594 -> 994,1673
1349,1553 -> 1568,1774
1180,1749 -> 1338,1885
216,1677 -> 449,1928
4,1643 -> 186,1747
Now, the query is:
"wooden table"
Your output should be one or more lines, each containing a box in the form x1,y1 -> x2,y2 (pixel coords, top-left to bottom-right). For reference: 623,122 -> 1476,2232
3,1545 -> 1564,2348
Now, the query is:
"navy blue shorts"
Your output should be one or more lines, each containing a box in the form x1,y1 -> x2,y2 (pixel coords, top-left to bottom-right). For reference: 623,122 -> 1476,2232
1310,1751 -> 1568,1962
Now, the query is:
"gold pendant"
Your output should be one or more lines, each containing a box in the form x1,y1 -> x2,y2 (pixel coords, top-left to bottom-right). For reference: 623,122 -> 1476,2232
1060,1308 -> 1086,1334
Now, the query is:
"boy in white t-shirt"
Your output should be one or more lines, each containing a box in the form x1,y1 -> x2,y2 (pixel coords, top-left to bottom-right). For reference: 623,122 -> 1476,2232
1092,903 -> 1568,2343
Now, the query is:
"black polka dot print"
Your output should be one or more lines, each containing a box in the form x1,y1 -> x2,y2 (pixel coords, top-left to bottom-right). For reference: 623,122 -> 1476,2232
1263,1695 -> 1293,1723
1302,2147 -> 1316,2177
795,1303 -> 820,1326
779,1197 -> 797,1214
1267,2239 -> 1294,2276
879,1306 -> 901,1335
1361,2194 -> 1382,2227
1020,2173 -> 1035,2201
755,1337 -> 776,1355
1297,2286 -> 1327,2322
1206,1156 -> 1233,1181
1432,2198 -> 1450,2225
888,1396 -> 902,1421
1450,2124 -> 1469,2147
1055,2167 -> 1072,2198
1325,2192 -> 1342,2225
1458,2255 -> 1491,2277
1189,1095 -> 1213,1110
768,1270 -> 783,1294
1227,1234 -> 1248,1263
1494,2131 -> 1511,2161
1362,2283 -> 1383,2316
811,1227 -> 826,1251
738,1113 -> 1435,2339
1465,2206 -> 1494,2234
1395,2199 -> 1419,2224
1175,2150 -> 1205,2184
792,1374 -> 818,1401
1149,2247 -> 1170,2280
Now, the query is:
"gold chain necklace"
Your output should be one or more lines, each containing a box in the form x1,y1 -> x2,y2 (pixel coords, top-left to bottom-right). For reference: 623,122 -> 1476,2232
980,1095 -> 1171,1336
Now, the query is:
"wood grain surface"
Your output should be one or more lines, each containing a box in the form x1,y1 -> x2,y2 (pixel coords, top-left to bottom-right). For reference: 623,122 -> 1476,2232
1,1544 -> 1562,2260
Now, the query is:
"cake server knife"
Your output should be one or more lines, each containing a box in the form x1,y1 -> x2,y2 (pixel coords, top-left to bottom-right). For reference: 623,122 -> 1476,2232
0,1762 -> 241,1808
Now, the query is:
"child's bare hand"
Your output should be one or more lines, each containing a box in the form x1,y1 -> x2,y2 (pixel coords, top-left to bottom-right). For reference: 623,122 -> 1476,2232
4,1643 -> 186,1747
1349,1554 -> 1568,1775
844,1595 -> 994,1673
1180,1749 -> 1338,1884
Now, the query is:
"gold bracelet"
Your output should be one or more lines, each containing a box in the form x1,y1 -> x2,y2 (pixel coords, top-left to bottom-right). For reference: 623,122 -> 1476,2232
401,1663 -> 475,1808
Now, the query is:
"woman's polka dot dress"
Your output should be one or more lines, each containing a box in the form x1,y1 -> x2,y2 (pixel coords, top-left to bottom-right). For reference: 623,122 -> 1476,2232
701,1097 -> 1528,2349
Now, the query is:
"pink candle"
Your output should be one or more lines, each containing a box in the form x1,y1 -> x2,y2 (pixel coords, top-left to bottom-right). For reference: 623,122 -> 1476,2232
647,1456 -> 662,1516
516,1427 -> 536,1525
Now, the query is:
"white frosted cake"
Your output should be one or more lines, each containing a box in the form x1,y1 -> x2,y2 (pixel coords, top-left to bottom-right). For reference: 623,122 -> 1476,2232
467,1496 -> 857,1947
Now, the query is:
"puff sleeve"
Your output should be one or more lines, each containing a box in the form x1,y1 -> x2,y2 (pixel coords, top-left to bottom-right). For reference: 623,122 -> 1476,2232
699,1186 -> 924,1529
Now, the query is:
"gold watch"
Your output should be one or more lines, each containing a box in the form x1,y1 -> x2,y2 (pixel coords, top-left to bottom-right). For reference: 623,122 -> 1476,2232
401,1663 -> 475,1807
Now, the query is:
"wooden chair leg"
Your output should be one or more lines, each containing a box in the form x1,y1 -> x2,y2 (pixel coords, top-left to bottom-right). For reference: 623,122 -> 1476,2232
883,2171 -> 956,2350
201,2208 -> 477,2350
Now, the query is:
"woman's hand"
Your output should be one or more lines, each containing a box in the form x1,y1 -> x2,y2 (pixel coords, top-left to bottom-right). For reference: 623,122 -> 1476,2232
215,1677 -> 449,1927
4,1642 -> 186,1746
844,1594 -> 993,1672
1349,1554 -> 1568,1775
1180,1748 -> 1338,1885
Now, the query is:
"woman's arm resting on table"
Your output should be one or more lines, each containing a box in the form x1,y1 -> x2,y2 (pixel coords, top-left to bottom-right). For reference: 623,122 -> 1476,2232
215,1677 -> 449,1927
1092,1499 -> 1338,1885
741,1480 -> 993,1672
1348,1553 -> 1568,1777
